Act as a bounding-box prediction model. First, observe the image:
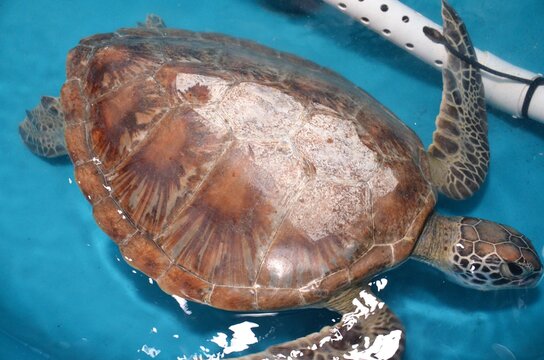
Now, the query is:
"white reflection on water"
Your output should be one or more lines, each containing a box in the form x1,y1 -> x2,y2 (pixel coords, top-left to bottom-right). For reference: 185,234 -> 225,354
373,278 -> 388,292
209,321 -> 259,356
173,295 -> 193,315
184,278 -> 401,359
139,344 -> 161,358
236,312 -> 279,318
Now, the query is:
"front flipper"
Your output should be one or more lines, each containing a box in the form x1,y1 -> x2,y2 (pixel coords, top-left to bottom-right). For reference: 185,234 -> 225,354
426,0 -> 489,200
236,287 -> 404,360
19,96 -> 67,158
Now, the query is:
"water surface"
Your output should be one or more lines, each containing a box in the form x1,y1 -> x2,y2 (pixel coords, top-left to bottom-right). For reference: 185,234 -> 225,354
1,0 -> 543,359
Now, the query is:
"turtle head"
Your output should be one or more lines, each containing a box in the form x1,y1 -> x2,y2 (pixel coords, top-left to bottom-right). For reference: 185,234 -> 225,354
414,214 -> 542,290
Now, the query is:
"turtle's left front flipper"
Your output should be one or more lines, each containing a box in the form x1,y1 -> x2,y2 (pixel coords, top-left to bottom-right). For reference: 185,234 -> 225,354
426,0 -> 489,200
235,287 -> 405,360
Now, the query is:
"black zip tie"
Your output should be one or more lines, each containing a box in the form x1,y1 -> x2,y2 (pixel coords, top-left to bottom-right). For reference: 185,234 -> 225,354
423,26 -> 543,119
521,76 -> 544,119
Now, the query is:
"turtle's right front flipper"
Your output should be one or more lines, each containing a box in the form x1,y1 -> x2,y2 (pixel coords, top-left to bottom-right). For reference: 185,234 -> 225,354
19,96 -> 67,158
426,0 -> 489,200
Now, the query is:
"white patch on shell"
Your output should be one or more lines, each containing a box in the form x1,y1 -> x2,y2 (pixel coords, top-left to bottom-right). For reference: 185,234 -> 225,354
175,73 -> 232,132
219,82 -> 305,140
289,179 -> 371,242
367,166 -> 398,199
294,113 -> 379,183
175,73 -> 230,103
243,141 -> 307,211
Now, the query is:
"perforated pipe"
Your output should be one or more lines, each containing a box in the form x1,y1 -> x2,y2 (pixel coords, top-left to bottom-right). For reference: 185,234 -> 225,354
323,0 -> 544,123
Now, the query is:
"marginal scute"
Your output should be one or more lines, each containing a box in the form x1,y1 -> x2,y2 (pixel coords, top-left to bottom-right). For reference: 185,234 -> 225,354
256,288 -> 305,310
209,286 -> 257,310
75,162 -> 109,204
65,123 -> 90,166
157,265 -> 212,303
61,79 -> 87,125
66,45 -> 93,80
315,269 -> 351,294
92,197 -> 136,243
119,233 -> 172,279
80,32 -> 119,46
394,238 -> 417,262
350,246 -> 394,281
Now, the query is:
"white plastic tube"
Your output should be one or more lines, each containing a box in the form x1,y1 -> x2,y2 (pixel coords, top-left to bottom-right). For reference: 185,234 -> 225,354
323,0 -> 544,123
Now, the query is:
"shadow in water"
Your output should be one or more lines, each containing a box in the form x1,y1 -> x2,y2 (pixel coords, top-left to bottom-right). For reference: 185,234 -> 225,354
38,154 -> 72,166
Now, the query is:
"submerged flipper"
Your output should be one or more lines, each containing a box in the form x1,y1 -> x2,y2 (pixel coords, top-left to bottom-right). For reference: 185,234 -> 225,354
19,96 -> 67,158
426,0 -> 489,200
138,14 -> 167,30
236,287 -> 404,360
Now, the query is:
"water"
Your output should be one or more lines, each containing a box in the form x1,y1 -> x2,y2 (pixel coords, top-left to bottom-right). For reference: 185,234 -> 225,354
1,0 -> 543,359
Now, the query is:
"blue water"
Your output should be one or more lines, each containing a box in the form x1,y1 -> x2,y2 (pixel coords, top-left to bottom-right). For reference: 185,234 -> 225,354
1,0 -> 543,359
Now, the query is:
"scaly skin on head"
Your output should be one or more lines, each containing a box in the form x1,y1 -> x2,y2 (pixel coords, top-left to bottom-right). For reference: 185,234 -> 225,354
413,214 -> 543,290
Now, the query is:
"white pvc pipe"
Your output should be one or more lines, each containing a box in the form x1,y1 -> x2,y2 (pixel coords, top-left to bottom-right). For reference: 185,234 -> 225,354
323,0 -> 544,123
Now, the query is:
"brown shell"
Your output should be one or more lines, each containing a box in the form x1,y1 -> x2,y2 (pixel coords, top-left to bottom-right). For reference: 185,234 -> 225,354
62,26 -> 436,311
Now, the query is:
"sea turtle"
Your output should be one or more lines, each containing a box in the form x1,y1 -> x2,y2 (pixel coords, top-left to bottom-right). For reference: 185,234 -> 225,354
19,1 -> 542,359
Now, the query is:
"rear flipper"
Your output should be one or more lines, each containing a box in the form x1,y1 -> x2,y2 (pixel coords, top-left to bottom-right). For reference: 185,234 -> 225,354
236,287 -> 405,360
426,0 -> 489,200
138,14 -> 166,29
19,96 -> 67,158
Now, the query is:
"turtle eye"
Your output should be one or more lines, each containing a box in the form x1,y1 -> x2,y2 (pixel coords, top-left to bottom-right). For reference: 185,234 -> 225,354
500,262 -> 525,278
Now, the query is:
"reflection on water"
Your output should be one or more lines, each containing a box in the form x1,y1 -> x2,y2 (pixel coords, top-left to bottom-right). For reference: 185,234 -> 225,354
176,278 -> 402,359
492,343 -> 517,360
210,321 -> 259,356
139,344 -> 161,358
173,295 -> 194,315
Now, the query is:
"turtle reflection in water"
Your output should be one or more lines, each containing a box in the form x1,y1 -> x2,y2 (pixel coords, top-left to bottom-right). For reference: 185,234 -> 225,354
19,1 -> 542,359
